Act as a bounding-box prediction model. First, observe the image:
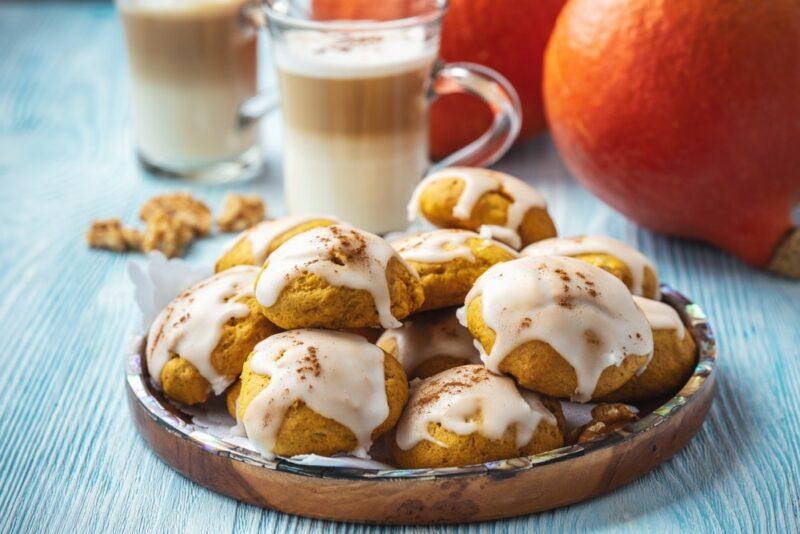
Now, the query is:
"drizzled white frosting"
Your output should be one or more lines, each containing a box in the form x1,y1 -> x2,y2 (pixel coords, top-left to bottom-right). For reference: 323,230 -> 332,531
391,229 -> 516,264
377,308 -> 480,376
255,224 -> 415,328
146,266 -> 259,395
242,330 -> 389,460
407,167 -> 547,234
458,256 -> 653,402
521,236 -> 658,297
394,365 -> 556,450
634,296 -> 686,339
479,224 -> 522,250
223,214 -> 336,266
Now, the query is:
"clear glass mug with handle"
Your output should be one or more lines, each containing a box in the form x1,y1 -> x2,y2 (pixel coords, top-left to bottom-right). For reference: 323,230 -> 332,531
264,0 -> 522,233
116,0 -> 276,183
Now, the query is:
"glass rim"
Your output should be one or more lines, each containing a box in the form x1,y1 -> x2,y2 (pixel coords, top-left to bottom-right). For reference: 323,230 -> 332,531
262,0 -> 448,32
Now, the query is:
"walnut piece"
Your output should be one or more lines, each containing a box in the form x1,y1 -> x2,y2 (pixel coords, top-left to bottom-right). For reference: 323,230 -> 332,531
216,194 -> 265,233
574,403 -> 639,444
87,218 -> 142,252
140,192 -> 212,237
591,403 -> 638,425
141,211 -> 196,258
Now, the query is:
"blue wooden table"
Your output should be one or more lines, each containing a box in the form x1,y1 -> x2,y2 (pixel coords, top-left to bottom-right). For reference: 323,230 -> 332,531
1,2 -> 799,532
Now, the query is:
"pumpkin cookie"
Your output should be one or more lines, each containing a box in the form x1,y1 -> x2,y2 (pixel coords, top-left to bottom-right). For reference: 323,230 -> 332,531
377,307 -> 481,380
216,215 -> 337,272
239,330 -> 408,459
390,365 -> 564,468
522,235 -> 659,298
146,266 -> 281,406
460,256 -> 653,402
391,229 -> 518,310
407,167 -> 557,248
602,297 -> 697,402
254,224 -> 424,329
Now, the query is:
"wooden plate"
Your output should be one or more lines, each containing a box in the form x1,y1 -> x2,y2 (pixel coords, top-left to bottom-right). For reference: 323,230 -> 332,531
126,285 -> 716,524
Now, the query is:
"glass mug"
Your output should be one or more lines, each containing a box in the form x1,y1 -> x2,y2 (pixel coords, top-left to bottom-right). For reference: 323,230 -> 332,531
117,0 -> 274,183
264,0 -> 522,233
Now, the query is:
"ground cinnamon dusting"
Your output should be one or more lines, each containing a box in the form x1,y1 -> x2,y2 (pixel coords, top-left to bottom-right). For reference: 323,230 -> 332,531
414,368 -> 489,413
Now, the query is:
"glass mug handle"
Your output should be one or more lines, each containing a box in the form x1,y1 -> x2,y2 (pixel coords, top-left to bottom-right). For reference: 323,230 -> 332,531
236,3 -> 279,129
428,61 -> 522,171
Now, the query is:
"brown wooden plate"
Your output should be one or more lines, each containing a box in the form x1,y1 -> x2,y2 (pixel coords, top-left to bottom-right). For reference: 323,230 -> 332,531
125,285 -> 716,524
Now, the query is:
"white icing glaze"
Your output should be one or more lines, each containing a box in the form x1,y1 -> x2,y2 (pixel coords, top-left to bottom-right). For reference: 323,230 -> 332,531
633,296 -> 686,339
394,365 -> 556,450
458,256 -> 653,402
377,308 -> 481,376
407,167 -> 547,234
521,236 -> 659,297
242,330 -> 389,460
255,224 -> 415,328
222,214 -> 336,265
479,224 -> 522,250
146,265 -> 259,395
391,229 -> 516,264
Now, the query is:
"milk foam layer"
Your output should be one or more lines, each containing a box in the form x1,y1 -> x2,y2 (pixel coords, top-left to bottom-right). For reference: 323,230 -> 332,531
121,0 -> 243,13
275,28 -> 437,79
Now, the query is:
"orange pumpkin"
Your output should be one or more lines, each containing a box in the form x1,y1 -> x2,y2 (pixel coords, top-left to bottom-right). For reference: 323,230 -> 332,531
544,0 -> 800,273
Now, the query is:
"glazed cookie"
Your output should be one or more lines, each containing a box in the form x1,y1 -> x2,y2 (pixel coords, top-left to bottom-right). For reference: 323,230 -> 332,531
602,297 -> 697,403
459,256 -> 653,402
215,215 -> 337,272
377,308 -> 481,380
390,365 -> 564,468
238,330 -> 408,459
391,229 -> 518,310
407,167 -> 557,248
255,224 -> 424,329
522,235 -> 659,298
146,266 -> 281,406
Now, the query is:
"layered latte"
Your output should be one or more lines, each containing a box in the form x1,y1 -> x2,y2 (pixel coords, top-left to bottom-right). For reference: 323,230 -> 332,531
274,29 -> 437,233
119,0 -> 259,170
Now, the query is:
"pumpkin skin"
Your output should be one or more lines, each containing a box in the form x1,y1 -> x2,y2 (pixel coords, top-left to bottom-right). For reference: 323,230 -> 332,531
311,0 -> 567,160
544,0 -> 800,268
431,0 -> 567,159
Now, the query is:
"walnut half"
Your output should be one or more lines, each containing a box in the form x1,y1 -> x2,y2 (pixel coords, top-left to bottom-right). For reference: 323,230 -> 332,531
86,219 -> 142,252
574,403 -> 638,444
140,211 -> 196,259
216,194 -> 266,233
140,192 -> 212,237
